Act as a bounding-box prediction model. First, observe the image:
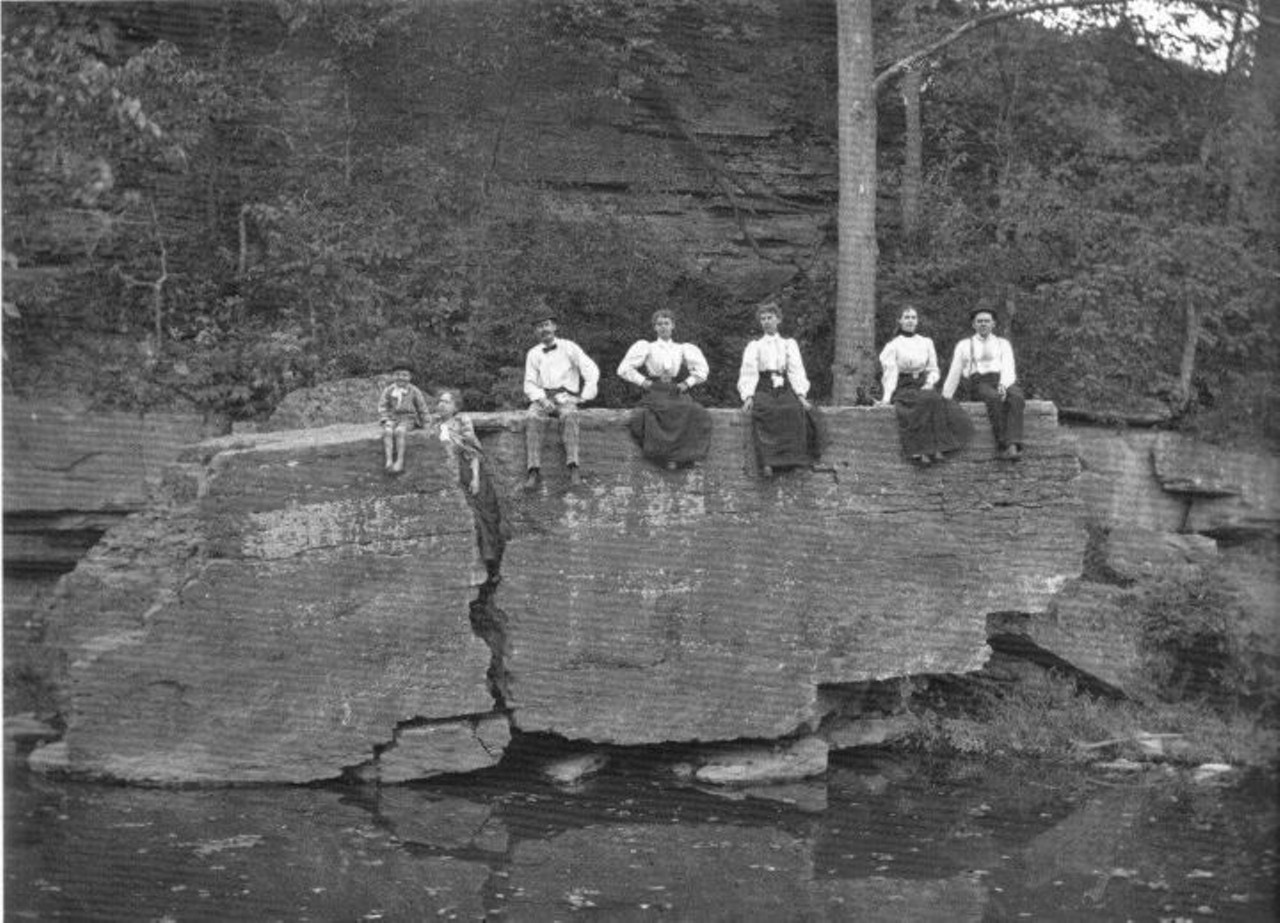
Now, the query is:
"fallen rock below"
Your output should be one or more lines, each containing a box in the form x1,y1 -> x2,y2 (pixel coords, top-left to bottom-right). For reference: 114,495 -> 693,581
695,736 -> 829,785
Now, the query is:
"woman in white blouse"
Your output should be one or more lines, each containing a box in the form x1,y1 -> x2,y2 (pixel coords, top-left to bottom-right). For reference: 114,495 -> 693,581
877,307 -> 973,466
617,309 -> 713,468
737,300 -> 819,477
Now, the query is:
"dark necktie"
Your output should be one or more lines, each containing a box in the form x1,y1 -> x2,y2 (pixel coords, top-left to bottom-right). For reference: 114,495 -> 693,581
542,343 -> 557,353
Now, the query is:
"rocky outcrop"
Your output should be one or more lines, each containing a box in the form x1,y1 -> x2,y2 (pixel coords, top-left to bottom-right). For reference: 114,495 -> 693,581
1069,428 -> 1280,540
1149,433 -> 1280,538
3,401 -> 216,570
263,376 -> 402,433
41,424 -> 496,784
31,402 -> 1084,783
491,404 -> 1082,745
1000,427 -> 1279,697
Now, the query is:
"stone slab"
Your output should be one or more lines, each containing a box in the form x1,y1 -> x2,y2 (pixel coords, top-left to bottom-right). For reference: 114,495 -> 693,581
3,400 -> 212,514
1151,433 -> 1280,537
38,405 -> 1086,781
489,404 -> 1084,744
995,581 -> 1147,695
1105,526 -> 1218,581
1064,428 -> 1187,533
377,716 -> 512,784
43,425 -> 497,784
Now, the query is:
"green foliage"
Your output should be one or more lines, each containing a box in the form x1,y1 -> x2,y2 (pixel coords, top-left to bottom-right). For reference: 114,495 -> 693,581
2,0 -> 1276,443
905,671 -> 1140,760
1134,565 -> 1279,717
876,15 -> 1279,438
902,669 -> 1280,769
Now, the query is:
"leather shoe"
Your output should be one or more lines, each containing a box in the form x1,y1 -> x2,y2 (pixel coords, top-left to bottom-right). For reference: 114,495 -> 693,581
523,469 -> 540,491
568,466 -> 582,486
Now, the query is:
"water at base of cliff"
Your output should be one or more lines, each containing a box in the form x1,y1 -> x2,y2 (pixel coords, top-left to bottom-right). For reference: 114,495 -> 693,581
6,747 -> 1276,922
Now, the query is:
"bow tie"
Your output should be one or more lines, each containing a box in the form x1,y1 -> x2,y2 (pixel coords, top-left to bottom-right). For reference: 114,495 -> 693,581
542,343 -> 558,353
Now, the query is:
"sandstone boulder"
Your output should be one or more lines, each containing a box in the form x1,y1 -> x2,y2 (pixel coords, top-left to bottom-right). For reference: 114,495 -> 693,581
35,404 -> 1085,783
1151,433 -> 1280,538
1104,526 -> 1218,582
494,404 -> 1084,743
1065,429 -> 1187,533
40,425 -> 497,784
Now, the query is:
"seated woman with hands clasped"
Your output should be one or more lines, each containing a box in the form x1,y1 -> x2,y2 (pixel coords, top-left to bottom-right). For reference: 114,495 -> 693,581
617,309 -> 713,469
877,306 -> 973,467
738,299 -> 821,478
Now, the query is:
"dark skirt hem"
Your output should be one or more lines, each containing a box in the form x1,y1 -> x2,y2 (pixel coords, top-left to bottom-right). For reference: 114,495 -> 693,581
891,382 -> 974,457
629,384 -> 713,464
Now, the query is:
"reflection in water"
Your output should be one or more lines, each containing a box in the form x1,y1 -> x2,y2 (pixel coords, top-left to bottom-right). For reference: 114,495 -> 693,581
5,748 -> 1275,921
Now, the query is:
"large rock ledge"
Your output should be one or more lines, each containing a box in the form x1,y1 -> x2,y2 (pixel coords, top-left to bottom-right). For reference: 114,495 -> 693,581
26,403 -> 1084,783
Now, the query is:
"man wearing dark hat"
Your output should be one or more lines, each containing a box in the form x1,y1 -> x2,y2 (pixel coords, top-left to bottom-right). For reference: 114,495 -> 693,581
522,311 -> 600,489
941,307 -> 1026,459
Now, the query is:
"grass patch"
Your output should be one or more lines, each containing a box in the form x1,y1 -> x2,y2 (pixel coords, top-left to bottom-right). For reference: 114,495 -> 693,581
900,670 -> 1280,770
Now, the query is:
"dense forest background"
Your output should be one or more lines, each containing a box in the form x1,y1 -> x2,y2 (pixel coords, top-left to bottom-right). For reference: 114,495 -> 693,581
3,0 -> 1277,448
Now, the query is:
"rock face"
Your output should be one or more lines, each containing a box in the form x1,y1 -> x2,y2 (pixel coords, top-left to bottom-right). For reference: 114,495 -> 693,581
495,404 -> 1082,744
43,425 -> 496,784
1002,428 -> 1279,697
1150,433 -> 1280,538
33,402 -> 1085,783
1069,428 -> 1280,540
3,401 -> 215,570
264,376 -> 401,433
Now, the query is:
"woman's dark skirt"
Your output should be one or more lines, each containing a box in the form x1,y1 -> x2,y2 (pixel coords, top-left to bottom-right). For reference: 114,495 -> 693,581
751,383 -> 821,468
457,457 -> 510,566
629,382 -> 713,465
891,377 -> 974,458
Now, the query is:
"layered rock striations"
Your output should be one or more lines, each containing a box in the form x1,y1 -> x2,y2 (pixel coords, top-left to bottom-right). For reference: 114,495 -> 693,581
493,404 -> 1082,743
29,403 -> 1085,783
39,425 -> 496,784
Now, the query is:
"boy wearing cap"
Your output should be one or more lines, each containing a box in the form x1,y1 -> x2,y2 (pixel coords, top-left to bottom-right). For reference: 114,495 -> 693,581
941,308 -> 1026,460
522,312 -> 600,489
377,364 -> 431,473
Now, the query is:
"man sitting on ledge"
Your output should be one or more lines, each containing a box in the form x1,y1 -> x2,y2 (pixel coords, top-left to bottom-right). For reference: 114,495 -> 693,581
941,307 -> 1026,460
522,307 -> 600,490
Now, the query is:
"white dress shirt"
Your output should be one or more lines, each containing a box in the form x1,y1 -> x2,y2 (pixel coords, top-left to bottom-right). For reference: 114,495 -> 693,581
523,338 -> 600,403
617,339 -> 709,387
878,334 -> 940,402
737,334 -> 810,401
941,334 -> 1016,399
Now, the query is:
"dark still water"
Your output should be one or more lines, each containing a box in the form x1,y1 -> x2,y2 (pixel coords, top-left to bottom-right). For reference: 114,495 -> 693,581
6,748 -> 1276,922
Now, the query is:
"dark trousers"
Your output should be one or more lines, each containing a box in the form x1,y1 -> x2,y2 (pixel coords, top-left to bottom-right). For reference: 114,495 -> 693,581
971,373 -> 1025,449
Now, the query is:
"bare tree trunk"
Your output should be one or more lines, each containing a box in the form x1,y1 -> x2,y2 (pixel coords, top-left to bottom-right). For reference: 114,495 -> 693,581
238,205 -> 250,279
1177,297 -> 1199,413
1228,0 -> 1280,235
901,64 -> 924,250
898,0 -> 924,252
118,201 -> 169,346
834,0 -> 878,405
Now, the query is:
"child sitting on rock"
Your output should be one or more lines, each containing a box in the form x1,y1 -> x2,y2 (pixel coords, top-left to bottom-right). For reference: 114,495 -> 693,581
377,364 -> 430,474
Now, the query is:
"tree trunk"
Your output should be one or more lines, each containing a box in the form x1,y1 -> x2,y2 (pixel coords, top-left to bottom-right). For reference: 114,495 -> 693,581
834,0 -> 878,405
898,0 -> 924,253
901,64 -> 924,251
1177,296 -> 1199,414
1228,0 -> 1280,237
